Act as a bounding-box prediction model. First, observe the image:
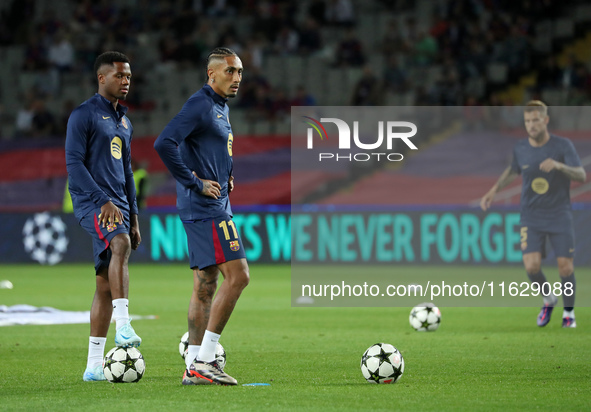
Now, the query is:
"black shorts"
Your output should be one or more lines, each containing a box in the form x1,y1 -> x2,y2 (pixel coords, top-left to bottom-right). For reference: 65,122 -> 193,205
79,209 -> 130,272
520,224 -> 575,258
183,217 -> 246,270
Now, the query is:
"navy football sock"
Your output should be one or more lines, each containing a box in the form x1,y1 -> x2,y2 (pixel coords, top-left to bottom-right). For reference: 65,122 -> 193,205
561,272 -> 576,311
527,270 -> 552,303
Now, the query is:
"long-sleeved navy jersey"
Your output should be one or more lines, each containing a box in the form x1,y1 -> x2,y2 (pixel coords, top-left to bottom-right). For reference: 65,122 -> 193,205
65,93 -> 138,222
510,134 -> 581,231
154,84 -> 234,221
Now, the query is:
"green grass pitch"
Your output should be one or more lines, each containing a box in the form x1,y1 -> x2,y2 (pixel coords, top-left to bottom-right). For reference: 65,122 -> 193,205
0,264 -> 590,411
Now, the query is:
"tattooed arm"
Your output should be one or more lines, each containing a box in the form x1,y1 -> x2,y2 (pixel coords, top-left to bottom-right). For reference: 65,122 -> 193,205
480,166 -> 519,211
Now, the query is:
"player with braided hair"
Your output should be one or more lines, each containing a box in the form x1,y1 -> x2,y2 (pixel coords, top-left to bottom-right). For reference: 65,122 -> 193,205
155,47 -> 246,385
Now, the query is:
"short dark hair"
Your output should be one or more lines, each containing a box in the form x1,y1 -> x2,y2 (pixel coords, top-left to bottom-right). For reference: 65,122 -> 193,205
94,51 -> 130,74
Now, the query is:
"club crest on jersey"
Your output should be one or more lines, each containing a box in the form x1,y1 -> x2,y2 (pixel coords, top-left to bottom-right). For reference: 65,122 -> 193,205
111,136 -> 122,159
227,133 -> 233,156
531,177 -> 549,194
107,222 -> 117,232
229,241 -> 240,252
121,117 -> 128,129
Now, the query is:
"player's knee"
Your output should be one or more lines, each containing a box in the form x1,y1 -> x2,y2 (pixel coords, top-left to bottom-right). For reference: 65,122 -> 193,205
241,269 -> 250,289
229,268 -> 249,290
524,262 -> 541,275
96,281 -> 111,296
97,284 -> 111,298
195,283 -> 216,301
558,264 -> 574,278
110,234 -> 131,258
198,267 -> 220,283
97,279 -> 110,293
96,272 -> 111,295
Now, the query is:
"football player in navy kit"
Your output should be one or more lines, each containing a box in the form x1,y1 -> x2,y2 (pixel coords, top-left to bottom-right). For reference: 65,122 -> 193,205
154,47 -> 247,386
65,51 -> 142,382
481,101 -> 586,328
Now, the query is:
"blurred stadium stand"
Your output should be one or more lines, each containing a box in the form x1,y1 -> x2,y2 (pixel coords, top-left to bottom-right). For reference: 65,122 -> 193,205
1,0 -> 591,212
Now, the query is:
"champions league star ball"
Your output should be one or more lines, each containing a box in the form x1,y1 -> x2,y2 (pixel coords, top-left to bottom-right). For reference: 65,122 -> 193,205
103,347 -> 145,383
360,343 -> 404,384
409,302 -> 441,331
179,331 -> 227,370
22,212 -> 69,265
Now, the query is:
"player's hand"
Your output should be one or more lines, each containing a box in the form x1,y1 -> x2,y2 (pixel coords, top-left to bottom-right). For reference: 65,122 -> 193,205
480,190 -> 495,211
228,175 -> 234,193
540,158 -> 561,173
130,227 -> 141,250
130,214 -> 141,250
193,171 -> 221,199
99,201 -> 124,228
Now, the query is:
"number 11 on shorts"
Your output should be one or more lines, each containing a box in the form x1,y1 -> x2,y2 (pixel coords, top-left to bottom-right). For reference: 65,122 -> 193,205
218,220 -> 238,240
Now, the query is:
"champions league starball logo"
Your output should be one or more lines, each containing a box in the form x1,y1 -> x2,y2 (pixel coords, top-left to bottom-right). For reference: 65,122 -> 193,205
22,213 -> 69,265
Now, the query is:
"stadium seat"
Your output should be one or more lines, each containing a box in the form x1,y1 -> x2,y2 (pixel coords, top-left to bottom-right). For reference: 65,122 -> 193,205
486,63 -> 508,84
553,19 -> 575,39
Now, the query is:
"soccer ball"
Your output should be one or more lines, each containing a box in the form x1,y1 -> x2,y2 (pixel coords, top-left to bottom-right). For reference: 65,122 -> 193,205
22,212 -> 69,265
409,302 -> 441,331
360,343 -> 404,384
103,347 -> 145,383
179,331 -> 226,369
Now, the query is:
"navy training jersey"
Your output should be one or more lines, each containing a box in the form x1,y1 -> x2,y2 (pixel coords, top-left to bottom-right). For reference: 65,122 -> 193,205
154,84 -> 234,221
65,93 -> 138,222
510,134 -> 581,230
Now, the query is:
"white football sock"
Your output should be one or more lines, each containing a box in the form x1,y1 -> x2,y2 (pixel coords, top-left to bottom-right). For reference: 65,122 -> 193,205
186,345 -> 200,368
563,309 -> 575,319
87,336 -> 107,369
112,298 -> 129,329
197,330 -> 220,363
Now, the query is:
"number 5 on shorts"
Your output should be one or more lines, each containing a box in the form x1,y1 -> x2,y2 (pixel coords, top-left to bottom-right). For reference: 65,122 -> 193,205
520,227 -> 528,250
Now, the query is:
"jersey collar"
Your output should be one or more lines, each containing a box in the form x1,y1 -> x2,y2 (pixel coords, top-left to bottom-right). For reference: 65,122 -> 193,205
94,93 -> 129,119
202,84 -> 228,106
